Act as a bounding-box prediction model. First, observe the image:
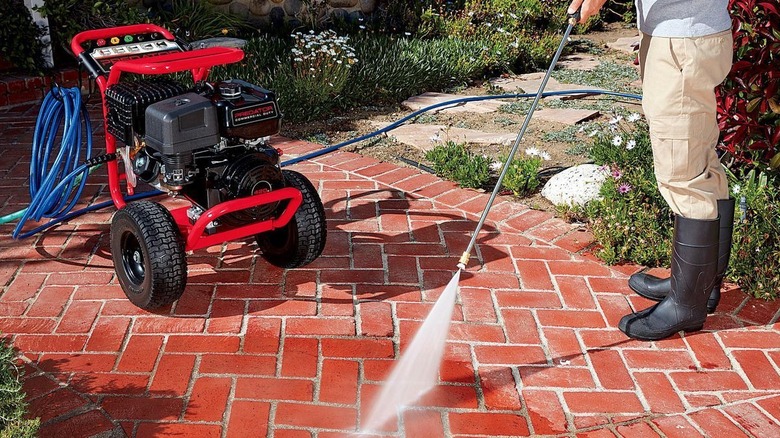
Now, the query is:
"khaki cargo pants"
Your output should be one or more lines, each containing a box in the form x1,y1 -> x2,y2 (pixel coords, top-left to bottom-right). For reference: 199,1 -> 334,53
639,30 -> 733,220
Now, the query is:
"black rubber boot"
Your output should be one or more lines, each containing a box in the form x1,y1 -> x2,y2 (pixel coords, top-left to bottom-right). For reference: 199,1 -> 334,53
619,215 -> 720,341
628,198 -> 735,313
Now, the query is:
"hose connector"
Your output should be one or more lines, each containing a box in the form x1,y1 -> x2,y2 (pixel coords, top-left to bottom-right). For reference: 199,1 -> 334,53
457,251 -> 471,270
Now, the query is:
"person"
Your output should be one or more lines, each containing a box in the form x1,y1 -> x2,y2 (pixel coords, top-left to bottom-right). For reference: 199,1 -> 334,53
566,0 -> 735,341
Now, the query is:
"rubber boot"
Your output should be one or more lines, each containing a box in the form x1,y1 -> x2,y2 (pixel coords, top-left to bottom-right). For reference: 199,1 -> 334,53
619,215 -> 719,341
628,198 -> 735,313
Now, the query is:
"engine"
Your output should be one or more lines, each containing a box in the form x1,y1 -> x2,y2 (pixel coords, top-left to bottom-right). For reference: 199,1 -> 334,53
105,78 -> 285,228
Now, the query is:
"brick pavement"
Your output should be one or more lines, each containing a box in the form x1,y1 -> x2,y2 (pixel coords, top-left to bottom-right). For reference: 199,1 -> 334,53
1,102 -> 779,437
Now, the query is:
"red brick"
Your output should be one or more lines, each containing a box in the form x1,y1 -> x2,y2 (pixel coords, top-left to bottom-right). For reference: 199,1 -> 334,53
46,271 -> 113,286
235,377 -> 313,401
85,317 -> 130,352
69,372 -> 149,395
495,290 -> 562,308
473,345 -> 546,365
448,412 -> 530,436
37,409 -> 115,438
199,354 -> 276,376
101,396 -> 184,420
13,334 -> 87,352
413,385 -> 479,409
723,402 -> 780,437
670,370 -> 749,391
518,366 -> 595,389
391,410 -> 440,438
653,415 -> 703,438
459,288 -> 497,323
634,372 -> 685,413
537,309 -> 606,328
248,299 -> 317,315
563,391 -> 644,414
459,271 -> 520,290
685,332 -> 731,369
588,277 -> 633,294
684,394 -> 722,408
733,350 -> 780,390
22,374 -> 60,399
523,389 -> 568,435
275,402 -> 357,429
589,349 -> 633,390
38,353 -> 117,373
757,395 -> 780,424
117,335 -> 163,372
150,354 -> 196,396
321,338 -> 394,359
26,286 -> 72,317
501,308 -> 541,344
719,330 -> 780,349
0,317 -> 55,334
557,276 -> 597,309
623,349 -> 693,371
281,337 -> 319,378
185,377 -> 231,422
206,300 -> 245,333
689,409 -> 747,438
616,421 -> 659,437
479,366 -> 522,410
736,297 -> 780,325
27,388 -> 87,422
448,322 -> 505,343
358,301 -> 393,337
548,260 -> 613,277
286,317 -> 355,336
133,317 -> 205,334
243,317 -> 282,354
319,359 -> 359,404
166,335 -> 240,353
0,301 -> 27,317
136,424 -> 222,438
2,272 -> 46,301
227,400 -> 270,438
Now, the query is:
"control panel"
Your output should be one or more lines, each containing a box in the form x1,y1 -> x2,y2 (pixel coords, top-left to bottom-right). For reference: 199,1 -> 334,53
82,32 -> 184,76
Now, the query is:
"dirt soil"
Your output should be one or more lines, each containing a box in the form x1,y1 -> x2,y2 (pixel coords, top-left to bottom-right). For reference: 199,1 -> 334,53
280,23 -> 642,212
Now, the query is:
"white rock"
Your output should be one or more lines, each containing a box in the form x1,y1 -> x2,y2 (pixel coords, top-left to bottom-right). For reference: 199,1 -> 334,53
541,164 -> 607,207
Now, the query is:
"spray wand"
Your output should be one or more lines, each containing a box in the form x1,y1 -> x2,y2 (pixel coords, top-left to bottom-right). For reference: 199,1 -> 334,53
457,11 -> 581,271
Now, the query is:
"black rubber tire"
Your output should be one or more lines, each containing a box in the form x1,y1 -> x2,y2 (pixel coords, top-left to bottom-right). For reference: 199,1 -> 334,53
110,201 -> 187,309
256,170 -> 327,268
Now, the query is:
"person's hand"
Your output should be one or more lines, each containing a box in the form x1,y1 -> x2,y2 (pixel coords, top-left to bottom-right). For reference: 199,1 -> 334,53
567,0 -> 609,24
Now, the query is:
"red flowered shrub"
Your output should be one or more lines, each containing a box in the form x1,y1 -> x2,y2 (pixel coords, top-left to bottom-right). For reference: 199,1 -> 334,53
716,0 -> 780,171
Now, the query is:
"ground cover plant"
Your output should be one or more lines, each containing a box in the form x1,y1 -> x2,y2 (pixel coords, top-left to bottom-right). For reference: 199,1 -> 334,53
425,141 -> 491,189
0,340 -> 38,438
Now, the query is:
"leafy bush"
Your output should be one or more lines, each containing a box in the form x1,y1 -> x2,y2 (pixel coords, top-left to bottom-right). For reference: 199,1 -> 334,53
425,141 -> 491,189
728,169 -> 780,299
552,61 -> 641,94
500,152 -> 544,197
579,115 -> 675,266
0,0 -> 47,73
0,339 -> 38,438
146,0 -> 248,41
715,0 -> 780,171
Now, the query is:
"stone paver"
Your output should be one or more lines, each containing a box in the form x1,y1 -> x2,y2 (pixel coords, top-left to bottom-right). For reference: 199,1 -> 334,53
607,36 -> 641,54
489,73 -> 606,98
402,92 -> 505,114
1,102 -> 779,437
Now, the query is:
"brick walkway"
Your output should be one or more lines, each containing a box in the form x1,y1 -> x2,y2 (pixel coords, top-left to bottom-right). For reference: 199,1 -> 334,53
1,102 -> 779,438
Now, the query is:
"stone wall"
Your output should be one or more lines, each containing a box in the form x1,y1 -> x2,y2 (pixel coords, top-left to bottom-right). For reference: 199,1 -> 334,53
155,0 -> 380,27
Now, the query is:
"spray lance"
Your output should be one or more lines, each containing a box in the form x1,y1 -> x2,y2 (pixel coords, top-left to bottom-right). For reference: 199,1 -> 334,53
457,11 -> 582,271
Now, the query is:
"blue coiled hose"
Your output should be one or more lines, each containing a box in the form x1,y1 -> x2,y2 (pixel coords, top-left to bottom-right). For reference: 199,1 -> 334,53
7,88 -> 641,239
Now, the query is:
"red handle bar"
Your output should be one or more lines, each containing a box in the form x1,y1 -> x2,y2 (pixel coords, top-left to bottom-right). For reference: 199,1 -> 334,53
107,47 -> 244,85
71,23 -> 175,56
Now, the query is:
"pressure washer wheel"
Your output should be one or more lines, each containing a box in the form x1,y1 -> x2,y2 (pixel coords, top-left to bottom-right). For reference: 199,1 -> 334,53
110,201 -> 187,309
256,170 -> 327,268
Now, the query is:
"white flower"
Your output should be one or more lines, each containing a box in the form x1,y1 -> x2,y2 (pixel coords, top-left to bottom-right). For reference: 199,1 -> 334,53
525,147 -> 541,157
732,185 -> 741,194
490,161 -> 502,171
612,136 -> 623,146
404,32 -> 411,36
609,115 -> 623,125
588,130 -> 599,137
540,151 -> 551,161
627,113 -> 641,123
626,139 -> 636,150
430,133 -> 441,143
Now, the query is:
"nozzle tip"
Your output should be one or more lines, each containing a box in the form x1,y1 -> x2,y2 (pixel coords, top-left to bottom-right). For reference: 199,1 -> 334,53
456,263 -> 466,271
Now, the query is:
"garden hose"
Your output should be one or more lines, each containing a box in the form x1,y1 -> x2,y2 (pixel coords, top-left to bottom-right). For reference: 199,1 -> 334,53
9,86 -> 640,239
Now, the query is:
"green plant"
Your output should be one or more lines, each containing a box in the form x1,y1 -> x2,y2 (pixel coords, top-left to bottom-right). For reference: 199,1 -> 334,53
0,1 -> 46,73
425,141 -> 491,189
728,169 -> 780,299
542,124 -> 581,143
715,0 -> 779,172
552,61 -> 641,94
147,0 -> 248,41
0,339 -> 38,438
501,153 -> 544,196
579,115 -> 675,266
37,0 -> 146,55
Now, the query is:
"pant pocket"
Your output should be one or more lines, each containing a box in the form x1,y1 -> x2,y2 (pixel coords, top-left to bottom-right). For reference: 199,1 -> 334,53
649,114 -> 708,183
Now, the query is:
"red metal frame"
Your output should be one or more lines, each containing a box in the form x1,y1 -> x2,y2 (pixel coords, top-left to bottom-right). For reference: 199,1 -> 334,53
71,24 -> 302,252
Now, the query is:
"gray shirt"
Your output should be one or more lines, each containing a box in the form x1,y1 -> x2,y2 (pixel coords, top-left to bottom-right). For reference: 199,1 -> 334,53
636,0 -> 732,37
